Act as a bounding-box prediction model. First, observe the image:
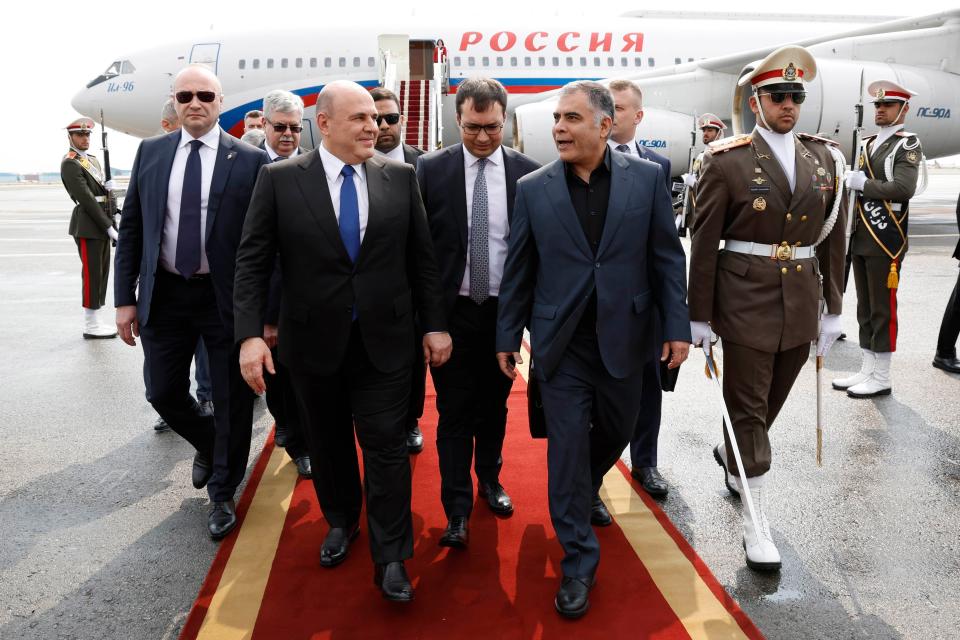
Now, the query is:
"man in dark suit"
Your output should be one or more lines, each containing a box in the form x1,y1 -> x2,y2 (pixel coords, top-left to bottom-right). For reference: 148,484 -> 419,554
496,81 -> 690,618
605,79 -> 673,503
371,86 -> 427,453
934,192 -> 960,373
234,81 -> 451,603
114,65 -> 271,539
417,77 -> 540,549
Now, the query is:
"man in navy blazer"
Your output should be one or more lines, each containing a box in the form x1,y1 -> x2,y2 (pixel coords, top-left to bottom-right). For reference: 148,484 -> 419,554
495,81 -> 690,618
114,65 -> 270,540
606,79 -> 675,502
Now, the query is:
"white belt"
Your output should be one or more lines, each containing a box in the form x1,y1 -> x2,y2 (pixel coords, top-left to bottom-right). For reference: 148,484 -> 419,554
94,195 -> 107,203
724,240 -> 815,260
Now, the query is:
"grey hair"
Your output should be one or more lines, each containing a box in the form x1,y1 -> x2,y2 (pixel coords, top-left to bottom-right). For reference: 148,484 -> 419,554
263,90 -> 304,121
240,129 -> 266,147
559,80 -> 614,126
160,98 -> 178,123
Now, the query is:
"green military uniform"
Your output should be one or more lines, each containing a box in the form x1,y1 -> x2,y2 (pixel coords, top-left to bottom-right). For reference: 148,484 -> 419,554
60,120 -> 114,310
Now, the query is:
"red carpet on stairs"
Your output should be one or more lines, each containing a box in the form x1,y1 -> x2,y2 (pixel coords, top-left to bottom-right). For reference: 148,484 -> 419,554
180,372 -> 764,640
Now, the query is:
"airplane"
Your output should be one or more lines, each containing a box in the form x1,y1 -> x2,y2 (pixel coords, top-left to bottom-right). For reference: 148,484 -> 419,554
70,10 -> 960,174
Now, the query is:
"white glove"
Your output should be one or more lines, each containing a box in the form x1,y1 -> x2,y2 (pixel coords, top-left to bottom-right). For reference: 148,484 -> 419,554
104,179 -> 117,191
107,227 -> 119,242
690,321 -> 713,356
681,172 -> 697,188
844,170 -> 866,192
817,313 -> 842,356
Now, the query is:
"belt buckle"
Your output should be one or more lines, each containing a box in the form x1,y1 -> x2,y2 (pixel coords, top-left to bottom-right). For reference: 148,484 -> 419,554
775,244 -> 793,261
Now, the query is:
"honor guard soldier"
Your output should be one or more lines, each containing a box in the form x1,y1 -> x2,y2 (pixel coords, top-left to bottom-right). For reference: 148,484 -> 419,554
833,80 -> 924,398
60,117 -> 118,339
688,46 -> 846,571
681,113 -> 727,227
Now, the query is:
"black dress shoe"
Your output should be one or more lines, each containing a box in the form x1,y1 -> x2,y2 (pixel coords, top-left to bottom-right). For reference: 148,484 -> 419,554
153,415 -> 171,433
374,561 -> 414,602
406,423 -> 424,454
933,354 -> 960,374
294,456 -> 312,478
554,576 -> 593,619
590,495 -> 612,527
631,466 -> 669,499
320,523 -> 360,568
274,423 -> 290,448
197,400 -> 215,418
208,500 -> 237,540
192,452 -> 213,489
478,482 -> 514,516
438,516 -> 469,549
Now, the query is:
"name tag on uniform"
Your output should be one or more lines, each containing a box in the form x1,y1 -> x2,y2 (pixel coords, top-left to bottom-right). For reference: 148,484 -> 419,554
749,186 -> 771,193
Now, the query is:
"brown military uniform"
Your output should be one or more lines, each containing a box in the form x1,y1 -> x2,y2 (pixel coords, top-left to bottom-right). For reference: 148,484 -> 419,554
689,131 -> 846,476
60,150 -> 113,309
850,130 -> 922,353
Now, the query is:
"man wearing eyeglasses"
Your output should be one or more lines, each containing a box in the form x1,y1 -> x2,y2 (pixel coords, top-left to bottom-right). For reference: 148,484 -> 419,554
371,86 -> 428,456
260,90 -> 308,162
688,46 -> 847,572
115,64 -> 271,540
417,77 -> 540,550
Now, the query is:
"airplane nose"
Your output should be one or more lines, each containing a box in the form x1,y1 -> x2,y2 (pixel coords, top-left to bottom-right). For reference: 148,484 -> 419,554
71,88 -> 93,117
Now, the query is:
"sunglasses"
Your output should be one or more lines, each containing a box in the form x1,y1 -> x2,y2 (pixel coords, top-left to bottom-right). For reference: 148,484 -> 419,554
174,90 -> 218,104
267,120 -> 303,133
762,91 -> 806,105
376,113 -> 401,126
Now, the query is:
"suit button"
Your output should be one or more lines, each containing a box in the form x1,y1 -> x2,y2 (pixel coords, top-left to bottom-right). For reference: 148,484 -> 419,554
786,213 -> 792,221
595,262 -> 600,268
801,215 -> 808,222
797,265 -> 803,272
781,267 -> 788,275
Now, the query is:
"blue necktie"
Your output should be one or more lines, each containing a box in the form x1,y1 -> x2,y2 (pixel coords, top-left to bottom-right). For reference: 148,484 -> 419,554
175,140 -> 203,278
339,165 -> 361,263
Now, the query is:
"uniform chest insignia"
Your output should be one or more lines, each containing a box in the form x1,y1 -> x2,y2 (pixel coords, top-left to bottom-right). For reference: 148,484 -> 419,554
754,167 -> 762,174
756,152 -> 772,160
753,197 -> 767,212
800,149 -> 813,159
906,150 -> 919,163
752,176 -> 766,184
817,167 -> 826,176
750,186 -> 771,193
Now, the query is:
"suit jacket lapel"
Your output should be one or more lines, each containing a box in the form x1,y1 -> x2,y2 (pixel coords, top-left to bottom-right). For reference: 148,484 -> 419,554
206,131 -> 237,241
294,151 -> 352,264
502,146 -> 519,223
358,155 -> 389,265
789,137 -> 815,209
597,152 -> 631,257
155,132 -> 179,238
752,134 -> 791,200
544,161 -> 592,259
443,145 -> 468,252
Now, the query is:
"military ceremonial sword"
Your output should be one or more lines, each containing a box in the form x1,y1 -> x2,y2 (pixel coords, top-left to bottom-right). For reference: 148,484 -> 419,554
704,352 -> 762,538
816,355 -> 824,466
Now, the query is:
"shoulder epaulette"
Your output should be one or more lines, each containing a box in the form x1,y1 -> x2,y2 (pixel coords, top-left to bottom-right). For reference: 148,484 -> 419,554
895,130 -> 918,138
64,151 -> 77,161
796,132 -> 839,146
707,134 -> 752,154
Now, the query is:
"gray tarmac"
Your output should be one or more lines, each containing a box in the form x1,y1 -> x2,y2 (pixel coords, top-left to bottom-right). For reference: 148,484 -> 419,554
1,176 -> 958,639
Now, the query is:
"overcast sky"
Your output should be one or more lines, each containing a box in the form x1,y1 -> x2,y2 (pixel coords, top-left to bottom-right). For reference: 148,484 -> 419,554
5,0 -> 956,173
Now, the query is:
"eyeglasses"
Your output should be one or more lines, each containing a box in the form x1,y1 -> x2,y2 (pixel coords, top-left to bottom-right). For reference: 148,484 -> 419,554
460,122 -> 504,136
174,90 -> 218,104
761,91 -> 806,105
267,120 -> 303,133
376,113 -> 401,126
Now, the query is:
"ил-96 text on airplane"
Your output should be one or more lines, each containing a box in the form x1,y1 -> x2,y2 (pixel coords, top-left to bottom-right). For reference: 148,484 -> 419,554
70,9 -> 960,171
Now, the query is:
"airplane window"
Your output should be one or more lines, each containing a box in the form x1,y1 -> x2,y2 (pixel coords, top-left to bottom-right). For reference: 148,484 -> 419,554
496,57 -> 504,67
281,58 -> 288,69
468,56 -> 475,66
580,57 -> 587,66
454,56 -> 462,66
339,57 -> 346,67
674,57 -> 681,64
688,57 -> 694,62
621,57 -> 627,66
368,57 -> 375,67
607,57 -> 614,66
566,57 -> 573,67
324,57 -> 332,67
538,56 -> 545,66
482,56 -> 490,66
253,59 -> 260,69
239,59 -> 246,70
524,56 -> 531,66
592,57 -> 600,67
310,57 -> 317,67
353,56 -> 361,67
296,57 -> 302,68
267,58 -> 274,69
121,61 -> 136,74
552,56 -> 559,66
646,57 -> 653,67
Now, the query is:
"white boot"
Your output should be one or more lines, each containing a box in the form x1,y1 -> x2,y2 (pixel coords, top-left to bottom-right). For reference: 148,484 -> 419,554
847,352 -> 892,398
738,473 -> 781,571
713,443 -> 740,497
83,308 -> 116,339
832,349 -> 875,390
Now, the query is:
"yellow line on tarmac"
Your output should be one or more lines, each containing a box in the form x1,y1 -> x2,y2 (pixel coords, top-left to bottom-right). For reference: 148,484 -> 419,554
196,445 -> 297,640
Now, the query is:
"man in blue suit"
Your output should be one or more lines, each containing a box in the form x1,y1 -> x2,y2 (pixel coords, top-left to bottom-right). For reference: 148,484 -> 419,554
115,65 -> 270,539
605,79 -> 674,502
496,81 -> 690,619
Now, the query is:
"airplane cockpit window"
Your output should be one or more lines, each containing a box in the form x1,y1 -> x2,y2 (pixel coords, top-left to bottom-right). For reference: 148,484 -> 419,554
121,60 -> 136,74
85,60 -> 123,88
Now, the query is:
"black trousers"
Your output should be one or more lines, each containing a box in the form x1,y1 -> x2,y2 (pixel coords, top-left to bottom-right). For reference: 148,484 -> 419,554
538,331 -> 643,580
430,296 -> 513,519
140,271 -> 254,502
288,325 -> 412,564
937,266 -> 960,357
408,318 -> 426,431
264,351 -> 309,459
630,317 -> 664,468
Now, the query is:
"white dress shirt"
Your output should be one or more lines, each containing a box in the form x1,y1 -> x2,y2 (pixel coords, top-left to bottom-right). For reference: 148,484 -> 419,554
460,145 -> 509,298
607,138 -> 638,156
377,143 -> 406,163
318,142 -> 369,243
754,126 -> 797,192
872,123 -> 904,152
162,126 -> 220,275
265,142 -> 299,162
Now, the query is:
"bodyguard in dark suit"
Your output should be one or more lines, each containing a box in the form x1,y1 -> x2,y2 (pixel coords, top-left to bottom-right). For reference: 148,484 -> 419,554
235,81 -> 451,603
371,87 -> 428,453
934,192 -> 960,373
606,79 -> 674,502
496,81 -> 690,618
114,65 -> 270,539
417,78 -> 541,548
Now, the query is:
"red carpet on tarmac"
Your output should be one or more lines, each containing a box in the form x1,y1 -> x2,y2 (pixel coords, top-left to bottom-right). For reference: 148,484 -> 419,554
180,368 -> 764,640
